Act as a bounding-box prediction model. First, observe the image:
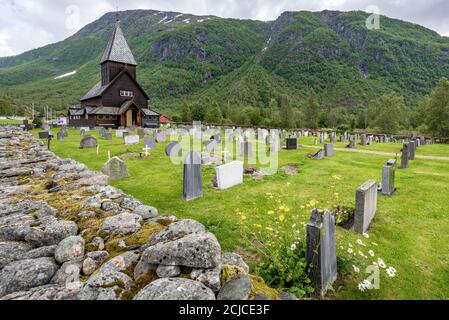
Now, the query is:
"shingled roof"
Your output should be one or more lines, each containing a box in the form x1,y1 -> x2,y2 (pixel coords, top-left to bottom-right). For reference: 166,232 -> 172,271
101,22 -> 137,66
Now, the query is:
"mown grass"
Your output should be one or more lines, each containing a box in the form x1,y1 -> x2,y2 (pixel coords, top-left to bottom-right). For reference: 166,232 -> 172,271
32,128 -> 449,300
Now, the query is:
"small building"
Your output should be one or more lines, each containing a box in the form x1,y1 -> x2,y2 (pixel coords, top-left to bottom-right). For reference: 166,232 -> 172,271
160,115 -> 171,124
69,19 -> 159,129
57,113 -> 68,126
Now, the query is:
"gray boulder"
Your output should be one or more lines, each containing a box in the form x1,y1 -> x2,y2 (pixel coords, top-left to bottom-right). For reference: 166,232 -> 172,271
82,258 -> 98,276
0,241 -> 33,268
0,284 -> 82,301
141,232 -> 221,269
101,157 -> 129,180
217,275 -> 252,300
24,217 -> 78,246
134,278 -> 216,300
100,251 -> 140,273
221,252 -> 250,273
17,245 -> 56,260
51,259 -> 83,286
133,205 -> 158,220
54,236 -> 85,264
87,251 -> 109,262
156,265 -> 181,278
101,201 -> 120,212
101,213 -> 143,235
78,269 -> 134,300
148,219 -> 205,245
191,265 -> 222,292
0,257 -> 59,298
80,136 -> 97,149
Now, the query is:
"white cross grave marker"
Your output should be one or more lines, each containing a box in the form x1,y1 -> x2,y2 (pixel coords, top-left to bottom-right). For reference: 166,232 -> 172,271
143,145 -> 151,157
222,147 -> 230,163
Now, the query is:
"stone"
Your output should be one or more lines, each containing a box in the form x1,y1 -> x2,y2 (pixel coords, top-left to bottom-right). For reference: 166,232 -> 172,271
165,141 -> 182,157
381,165 -> 396,196
401,143 -> 409,169
101,157 -> 129,180
116,130 -> 127,138
141,232 -> 221,269
79,269 -> 134,300
191,265 -> 222,292
286,138 -> 297,150
134,278 -> 216,300
54,236 -> 85,264
100,251 -> 140,273
311,149 -> 325,160
91,237 -> 105,251
0,241 -> 33,268
324,143 -> 334,157
148,219 -> 206,245
156,132 -> 166,143
361,134 -> 367,146
24,218 -> 78,246
306,210 -> 337,296
134,259 -> 157,278
39,132 -> 49,139
217,275 -> 252,300
354,180 -> 378,234
144,137 -> 156,150
133,205 -> 158,220
0,257 -> 59,298
240,142 -> 253,157
270,137 -> 281,153
215,161 -> 243,190
101,201 -> 120,212
409,141 -> 416,160
17,245 -> 56,260
204,140 -> 218,152
156,265 -> 182,278
183,151 -> 203,201
346,140 -> 355,149
80,136 -> 97,149
50,259 -> 83,286
103,132 -> 112,140
137,128 -> 146,139
221,252 -> 249,273
279,292 -> 299,300
57,131 -> 65,141
210,134 -> 222,143
0,284 -> 82,300
101,213 -> 143,235
83,257 -> 98,276
124,135 -> 139,145
87,251 -> 110,262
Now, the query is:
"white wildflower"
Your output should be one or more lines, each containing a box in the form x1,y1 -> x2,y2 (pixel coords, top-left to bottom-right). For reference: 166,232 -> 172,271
386,267 -> 397,278
363,233 -> 370,239
348,248 -> 354,254
369,250 -> 375,257
377,258 -> 387,269
352,265 -> 360,273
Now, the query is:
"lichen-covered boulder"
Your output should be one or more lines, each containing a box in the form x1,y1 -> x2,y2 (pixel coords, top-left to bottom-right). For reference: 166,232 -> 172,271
133,205 -> 158,220
80,136 -> 97,149
51,259 -> 83,286
54,236 -> 85,264
0,257 -> 59,298
156,265 -> 181,278
101,157 -> 129,180
24,217 -> 78,246
101,213 -> 143,235
221,252 -> 250,273
134,278 -> 216,300
191,265 -> 222,292
217,275 -> 252,300
148,219 -> 206,245
0,284 -> 82,301
17,245 -> 57,260
100,251 -> 140,273
78,269 -> 134,300
0,241 -> 33,268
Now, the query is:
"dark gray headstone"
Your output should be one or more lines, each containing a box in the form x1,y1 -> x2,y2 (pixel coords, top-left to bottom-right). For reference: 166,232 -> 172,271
205,140 -> 218,152
104,132 -> 112,141
80,136 -> 97,149
156,132 -> 166,143
324,144 -> 334,157
183,151 -> 203,201
346,140 -> 355,149
99,127 -> 107,137
408,141 -> 416,160
306,209 -> 337,296
211,134 -> 222,143
38,132 -> 49,139
381,165 -> 396,196
240,142 -> 253,157
361,134 -> 367,146
57,131 -> 65,141
354,180 -> 378,234
165,141 -> 182,157
144,137 -> 156,150
387,159 -> 396,167
401,143 -> 409,169
286,138 -> 297,150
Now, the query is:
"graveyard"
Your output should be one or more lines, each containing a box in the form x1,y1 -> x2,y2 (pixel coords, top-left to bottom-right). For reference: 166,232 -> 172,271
31,127 -> 449,300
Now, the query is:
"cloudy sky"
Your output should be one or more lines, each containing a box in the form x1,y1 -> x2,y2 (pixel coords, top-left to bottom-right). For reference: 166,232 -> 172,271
1,0 -> 449,57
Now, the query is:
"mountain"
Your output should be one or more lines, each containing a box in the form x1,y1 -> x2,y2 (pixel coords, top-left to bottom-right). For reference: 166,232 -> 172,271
1,9 -> 449,117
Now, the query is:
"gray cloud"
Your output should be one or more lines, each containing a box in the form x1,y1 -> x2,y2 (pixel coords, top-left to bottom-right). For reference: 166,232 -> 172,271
0,0 -> 448,57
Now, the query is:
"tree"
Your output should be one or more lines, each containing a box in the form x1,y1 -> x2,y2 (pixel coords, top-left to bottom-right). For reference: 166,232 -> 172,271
305,89 -> 320,129
205,102 -> 223,124
420,77 -> 449,137
246,107 -> 262,126
191,103 -> 207,122
369,91 -> 406,134
180,102 -> 192,123
0,97 -> 13,116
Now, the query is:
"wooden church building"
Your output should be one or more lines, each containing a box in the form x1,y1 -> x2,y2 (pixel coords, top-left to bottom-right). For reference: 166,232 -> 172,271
69,20 -> 159,128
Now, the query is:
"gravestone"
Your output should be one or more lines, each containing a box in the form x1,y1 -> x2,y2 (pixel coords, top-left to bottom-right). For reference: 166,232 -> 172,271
311,149 -> 325,160
144,137 -> 156,150
215,161 -> 244,190
320,133 -> 325,144
124,135 -> 140,145
381,163 -> 396,196
361,134 -> 367,146
57,131 -> 65,141
205,140 -> 218,152
80,129 -> 86,137
211,134 -> 222,143
42,123 -> 51,132
156,132 -> 166,143
324,144 -> 334,157
183,151 -> 203,201
354,180 -> 378,234
60,128 -> 68,138
165,141 -> 182,157
400,143 -> 409,169
80,136 -> 97,149
306,209 -> 337,296
99,127 -> 107,137
240,142 -> 253,157
137,128 -> 145,139
346,140 -> 355,149
116,130 -> 127,138
104,132 -> 112,141
408,141 -> 416,160
330,133 -> 336,144
101,157 -> 129,180
286,138 -> 297,150
122,132 -> 129,139
38,132 -> 49,139
270,138 -> 281,153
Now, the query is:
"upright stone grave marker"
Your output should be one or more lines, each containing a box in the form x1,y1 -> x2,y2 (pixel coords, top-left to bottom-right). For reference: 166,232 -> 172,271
361,134 -> 367,146
124,135 -> 140,145
99,127 -> 107,138
306,209 -> 337,295
409,141 -> 416,160
183,151 -> 203,201
205,140 -> 218,152
38,132 -> 49,139
57,131 -> 65,141
144,137 -> 156,150
311,149 -> 325,160
156,132 -> 166,143
215,161 -> 244,190
354,180 -> 378,234
285,138 -> 297,150
104,132 -> 112,141
80,136 -> 97,149
381,160 -> 396,196
101,157 -> 129,180
400,143 -> 409,169
240,142 -> 253,157
116,130 -> 127,138
165,141 -> 182,157
324,144 -> 334,157
137,128 -> 145,139
320,132 -> 325,144
80,129 -> 86,137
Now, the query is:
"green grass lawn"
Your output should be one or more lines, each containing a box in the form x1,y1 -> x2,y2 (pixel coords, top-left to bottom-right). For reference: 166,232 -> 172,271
32,129 -> 449,300
0,119 -> 23,125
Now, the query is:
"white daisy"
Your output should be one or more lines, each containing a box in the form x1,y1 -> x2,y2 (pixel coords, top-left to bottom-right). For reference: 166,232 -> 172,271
386,267 -> 397,278
363,233 -> 370,239
377,258 -> 387,269
369,250 -> 375,257
352,265 -> 360,273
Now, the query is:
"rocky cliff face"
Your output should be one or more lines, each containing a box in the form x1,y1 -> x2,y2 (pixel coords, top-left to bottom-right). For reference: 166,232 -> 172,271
0,126 -> 285,300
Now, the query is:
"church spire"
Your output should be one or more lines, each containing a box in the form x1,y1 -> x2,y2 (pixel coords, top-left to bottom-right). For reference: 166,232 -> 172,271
100,11 -> 137,66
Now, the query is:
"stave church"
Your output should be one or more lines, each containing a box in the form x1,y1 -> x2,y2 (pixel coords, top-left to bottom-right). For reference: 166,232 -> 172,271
68,18 -> 160,129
